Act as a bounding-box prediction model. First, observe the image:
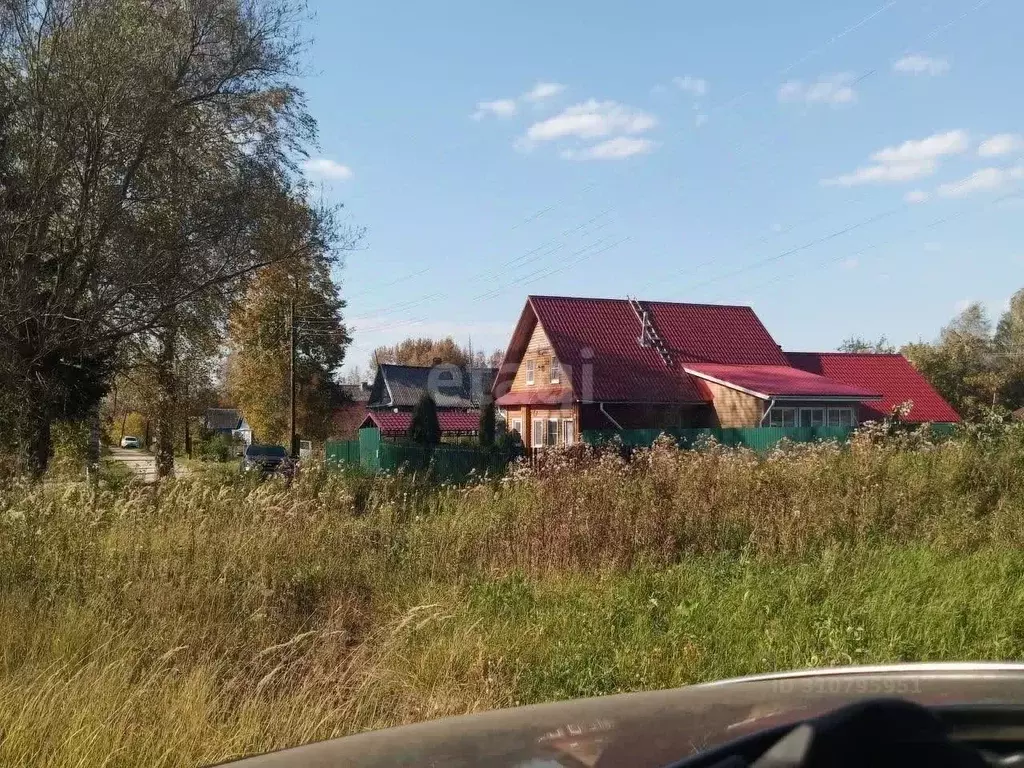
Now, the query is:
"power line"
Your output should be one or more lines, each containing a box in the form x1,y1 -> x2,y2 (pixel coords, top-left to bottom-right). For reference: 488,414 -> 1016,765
636,0 -> 1004,300
713,188 -> 1023,302
472,237 -> 626,302
343,0 -> 999,334
339,3 -> 905,322
698,183 -> 1022,304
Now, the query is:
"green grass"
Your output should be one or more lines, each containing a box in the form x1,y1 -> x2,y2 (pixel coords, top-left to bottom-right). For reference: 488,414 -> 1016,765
1,425 -> 1024,766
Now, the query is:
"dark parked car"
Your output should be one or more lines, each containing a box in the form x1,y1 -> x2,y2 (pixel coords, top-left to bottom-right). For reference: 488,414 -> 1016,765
240,444 -> 291,476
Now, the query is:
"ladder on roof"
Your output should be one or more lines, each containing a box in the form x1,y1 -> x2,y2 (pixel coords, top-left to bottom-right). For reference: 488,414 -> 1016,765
628,296 -> 673,367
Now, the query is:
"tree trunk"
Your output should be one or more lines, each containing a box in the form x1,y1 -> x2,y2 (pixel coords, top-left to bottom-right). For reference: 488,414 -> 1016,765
19,394 -> 53,478
87,406 -> 101,468
183,377 -> 192,458
155,325 -> 177,478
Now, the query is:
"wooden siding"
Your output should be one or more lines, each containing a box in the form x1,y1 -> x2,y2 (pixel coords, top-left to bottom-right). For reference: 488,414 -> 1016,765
504,404 -> 578,447
510,321 -> 566,392
702,380 -> 765,428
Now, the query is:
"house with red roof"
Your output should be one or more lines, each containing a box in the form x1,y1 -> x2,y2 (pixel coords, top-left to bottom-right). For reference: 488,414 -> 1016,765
493,295 -> 959,449
358,363 -> 497,438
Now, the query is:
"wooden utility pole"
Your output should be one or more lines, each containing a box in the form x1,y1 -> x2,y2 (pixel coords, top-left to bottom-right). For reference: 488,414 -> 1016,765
289,298 -> 297,457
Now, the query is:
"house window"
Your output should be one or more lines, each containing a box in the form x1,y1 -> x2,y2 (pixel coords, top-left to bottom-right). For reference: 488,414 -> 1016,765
800,408 -> 825,427
827,408 -> 855,427
510,418 -> 522,437
531,419 -> 544,447
550,359 -> 561,384
563,420 -> 575,446
768,407 -> 797,428
547,419 -> 559,446
525,359 -> 535,385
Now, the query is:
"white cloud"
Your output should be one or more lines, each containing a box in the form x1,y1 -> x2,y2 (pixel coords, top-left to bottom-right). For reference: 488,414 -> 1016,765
522,82 -> 565,103
822,130 -> 970,187
893,54 -> 950,76
824,162 -> 935,186
978,133 -> 1024,157
303,158 -> 353,180
472,82 -> 565,122
525,99 -> 657,143
937,165 -> 1024,198
673,75 -> 708,96
778,73 -> 857,106
923,242 -> 942,252
471,99 -> 518,120
561,136 -> 657,161
872,130 -> 970,165
695,113 -> 708,128
841,257 -> 859,270
905,189 -> 929,203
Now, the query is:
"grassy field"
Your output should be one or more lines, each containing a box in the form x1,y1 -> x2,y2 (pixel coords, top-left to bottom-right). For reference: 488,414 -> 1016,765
2,425 -> 1024,766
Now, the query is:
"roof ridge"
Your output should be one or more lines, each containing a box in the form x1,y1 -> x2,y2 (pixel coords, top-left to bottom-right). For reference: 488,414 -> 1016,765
529,294 -> 753,310
787,351 -> 905,358
380,362 -> 497,369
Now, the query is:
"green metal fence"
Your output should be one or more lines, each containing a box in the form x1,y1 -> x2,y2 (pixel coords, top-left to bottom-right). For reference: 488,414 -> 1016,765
378,441 -> 507,482
581,426 -> 856,452
325,428 -> 506,482
324,439 -> 359,465
327,423 -> 921,480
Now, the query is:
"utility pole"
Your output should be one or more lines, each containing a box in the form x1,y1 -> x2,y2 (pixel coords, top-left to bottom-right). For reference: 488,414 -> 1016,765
289,298 -> 297,458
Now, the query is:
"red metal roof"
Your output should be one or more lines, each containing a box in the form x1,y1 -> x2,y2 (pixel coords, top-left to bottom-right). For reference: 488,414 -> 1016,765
360,410 -> 481,436
496,387 -> 575,407
524,296 -> 789,404
786,353 -> 961,423
685,363 -> 882,399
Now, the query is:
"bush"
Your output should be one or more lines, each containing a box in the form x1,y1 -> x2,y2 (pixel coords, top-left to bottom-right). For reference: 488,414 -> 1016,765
407,393 -> 440,446
197,430 -> 241,462
478,401 -> 495,448
49,420 -> 91,478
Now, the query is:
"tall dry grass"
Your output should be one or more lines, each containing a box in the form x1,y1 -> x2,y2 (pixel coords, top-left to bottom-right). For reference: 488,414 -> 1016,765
1,424 -> 1024,765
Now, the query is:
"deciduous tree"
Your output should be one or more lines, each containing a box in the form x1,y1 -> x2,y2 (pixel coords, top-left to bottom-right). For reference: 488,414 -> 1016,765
225,196 -> 353,446
838,336 -> 895,354
0,0 -> 327,474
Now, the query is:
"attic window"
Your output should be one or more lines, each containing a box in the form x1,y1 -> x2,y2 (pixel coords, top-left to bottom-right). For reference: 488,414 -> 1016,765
549,359 -> 561,384
526,359 -> 535,385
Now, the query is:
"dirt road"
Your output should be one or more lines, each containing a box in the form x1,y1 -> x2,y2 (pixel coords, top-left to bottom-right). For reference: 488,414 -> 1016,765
107,446 -> 159,483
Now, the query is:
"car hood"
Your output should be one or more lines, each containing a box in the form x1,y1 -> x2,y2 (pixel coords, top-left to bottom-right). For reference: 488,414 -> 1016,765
218,663 -> 1024,767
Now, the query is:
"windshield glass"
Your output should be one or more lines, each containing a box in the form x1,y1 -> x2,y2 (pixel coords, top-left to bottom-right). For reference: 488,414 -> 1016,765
3,0 -> 1022,766
247,445 -> 287,458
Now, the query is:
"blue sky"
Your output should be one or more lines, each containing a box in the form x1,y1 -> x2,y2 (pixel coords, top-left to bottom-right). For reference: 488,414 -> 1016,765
296,0 -> 1023,376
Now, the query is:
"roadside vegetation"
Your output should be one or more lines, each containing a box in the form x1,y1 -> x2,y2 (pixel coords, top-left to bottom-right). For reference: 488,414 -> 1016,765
3,424 -> 1024,766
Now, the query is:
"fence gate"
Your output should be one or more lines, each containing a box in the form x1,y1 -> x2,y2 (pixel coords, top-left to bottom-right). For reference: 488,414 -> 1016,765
358,427 -> 381,472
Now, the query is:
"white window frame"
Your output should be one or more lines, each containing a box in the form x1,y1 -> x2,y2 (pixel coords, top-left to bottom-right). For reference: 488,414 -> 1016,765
510,418 -> 523,437
525,359 -> 535,386
827,407 -> 855,427
531,419 -> 544,448
549,358 -> 561,384
546,419 -> 559,447
562,420 -> 575,446
768,407 -> 797,428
